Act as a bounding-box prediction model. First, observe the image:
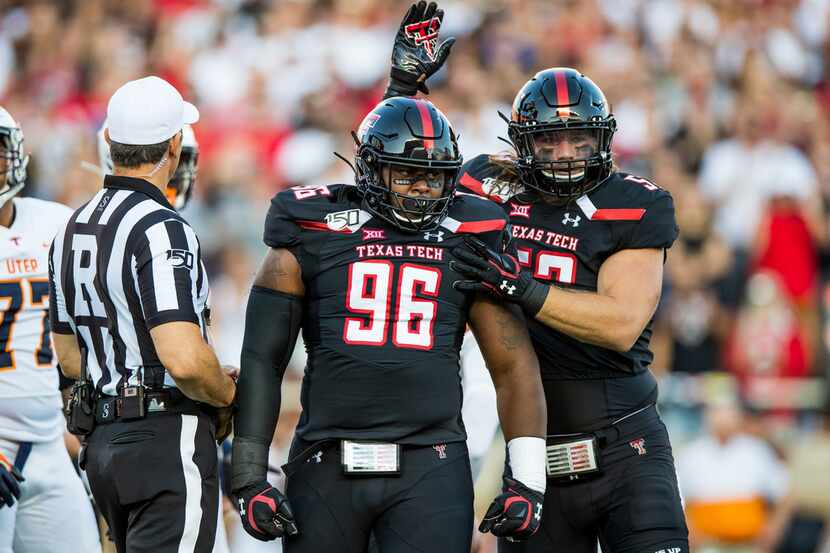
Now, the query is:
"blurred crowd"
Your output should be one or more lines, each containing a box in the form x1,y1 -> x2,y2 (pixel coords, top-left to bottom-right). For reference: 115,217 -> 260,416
3,0 -> 830,551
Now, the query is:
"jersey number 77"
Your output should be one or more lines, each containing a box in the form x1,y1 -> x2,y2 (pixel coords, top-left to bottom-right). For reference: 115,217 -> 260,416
0,278 -> 52,371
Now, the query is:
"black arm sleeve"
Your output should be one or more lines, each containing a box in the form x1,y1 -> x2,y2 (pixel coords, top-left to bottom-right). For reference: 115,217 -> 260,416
231,286 -> 303,492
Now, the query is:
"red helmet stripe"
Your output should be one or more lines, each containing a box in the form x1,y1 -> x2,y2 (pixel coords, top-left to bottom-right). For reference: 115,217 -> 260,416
553,71 -> 571,118
416,101 -> 435,149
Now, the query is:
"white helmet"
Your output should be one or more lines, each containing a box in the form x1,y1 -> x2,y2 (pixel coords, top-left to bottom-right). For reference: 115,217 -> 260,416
97,121 -> 198,210
170,123 -> 199,210
0,107 -> 29,208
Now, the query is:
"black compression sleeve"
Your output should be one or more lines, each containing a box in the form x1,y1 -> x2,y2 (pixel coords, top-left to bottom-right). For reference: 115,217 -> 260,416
231,286 -> 302,492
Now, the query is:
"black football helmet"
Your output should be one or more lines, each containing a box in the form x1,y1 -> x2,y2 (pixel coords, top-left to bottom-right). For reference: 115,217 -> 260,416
508,67 -> 616,199
355,97 -> 462,232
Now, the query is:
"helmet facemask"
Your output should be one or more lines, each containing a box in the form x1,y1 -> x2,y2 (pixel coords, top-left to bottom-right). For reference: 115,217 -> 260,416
511,123 -> 614,200
167,146 -> 198,210
356,147 -> 460,232
0,126 -> 28,207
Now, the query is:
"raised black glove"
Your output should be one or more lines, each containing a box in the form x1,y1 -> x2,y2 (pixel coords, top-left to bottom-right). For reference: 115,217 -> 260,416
451,236 -> 549,316
479,476 -> 544,542
0,451 -> 23,509
235,482 -> 298,541
385,0 -> 456,97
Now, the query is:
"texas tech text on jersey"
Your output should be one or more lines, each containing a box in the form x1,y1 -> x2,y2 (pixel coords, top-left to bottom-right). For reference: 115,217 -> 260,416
264,183 -> 509,446
460,154 -> 679,432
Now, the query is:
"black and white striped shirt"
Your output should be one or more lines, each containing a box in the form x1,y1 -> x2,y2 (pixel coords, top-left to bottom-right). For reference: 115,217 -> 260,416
48,175 -> 209,397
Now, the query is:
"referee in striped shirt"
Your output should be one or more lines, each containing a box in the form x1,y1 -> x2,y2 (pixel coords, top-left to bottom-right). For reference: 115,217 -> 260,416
49,76 -> 236,553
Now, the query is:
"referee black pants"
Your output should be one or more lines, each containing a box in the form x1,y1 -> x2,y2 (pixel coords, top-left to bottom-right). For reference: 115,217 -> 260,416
82,412 -> 218,553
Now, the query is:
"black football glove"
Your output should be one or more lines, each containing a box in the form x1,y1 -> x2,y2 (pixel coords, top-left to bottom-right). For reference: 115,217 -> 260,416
385,0 -> 456,98
235,482 -> 298,541
451,236 -> 548,316
0,452 -> 23,509
479,476 -> 544,542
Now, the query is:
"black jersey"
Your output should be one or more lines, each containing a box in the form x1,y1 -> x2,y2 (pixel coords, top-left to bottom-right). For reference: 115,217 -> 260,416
459,155 -> 679,432
263,183 -> 508,446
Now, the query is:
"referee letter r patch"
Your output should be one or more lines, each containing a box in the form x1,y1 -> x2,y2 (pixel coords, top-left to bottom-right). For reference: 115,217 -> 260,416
166,249 -> 194,270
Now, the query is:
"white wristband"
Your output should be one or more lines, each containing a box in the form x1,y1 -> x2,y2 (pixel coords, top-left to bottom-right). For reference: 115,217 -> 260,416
507,437 -> 547,494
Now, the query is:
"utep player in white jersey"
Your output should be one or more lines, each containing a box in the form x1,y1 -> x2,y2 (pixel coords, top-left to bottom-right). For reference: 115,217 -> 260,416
0,108 -> 102,552
98,121 -> 236,553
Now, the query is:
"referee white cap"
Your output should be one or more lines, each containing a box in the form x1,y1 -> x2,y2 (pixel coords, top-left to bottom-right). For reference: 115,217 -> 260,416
106,76 -> 199,145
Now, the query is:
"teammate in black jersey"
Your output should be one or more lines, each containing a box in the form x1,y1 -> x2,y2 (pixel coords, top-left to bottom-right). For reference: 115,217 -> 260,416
382,8 -> 690,552
231,89 -> 549,550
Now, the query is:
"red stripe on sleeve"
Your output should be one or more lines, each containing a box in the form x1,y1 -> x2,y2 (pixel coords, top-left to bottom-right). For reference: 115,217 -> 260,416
416,101 -> 434,149
455,219 -> 507,234
590,209 -> 645,221
296,220 -> 353,233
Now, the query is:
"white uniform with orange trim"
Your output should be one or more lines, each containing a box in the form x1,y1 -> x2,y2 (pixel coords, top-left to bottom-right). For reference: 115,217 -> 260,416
0,198 -> 69,443
0,197 -> 101,553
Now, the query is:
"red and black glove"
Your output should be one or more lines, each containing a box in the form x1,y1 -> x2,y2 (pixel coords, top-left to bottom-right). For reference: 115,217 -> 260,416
451,236 -> 549,316
0,452 -> 23,509
235,482 -> 298,541
385,1 -> 455,98
479,476 -> 544,542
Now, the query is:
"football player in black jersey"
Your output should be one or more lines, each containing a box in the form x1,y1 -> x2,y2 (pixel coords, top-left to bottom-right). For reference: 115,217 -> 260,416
382,7 -> 690,552
231,89 -> 549,550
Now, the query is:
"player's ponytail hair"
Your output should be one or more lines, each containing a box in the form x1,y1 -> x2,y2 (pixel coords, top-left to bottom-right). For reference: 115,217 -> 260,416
486,152 -> 525,198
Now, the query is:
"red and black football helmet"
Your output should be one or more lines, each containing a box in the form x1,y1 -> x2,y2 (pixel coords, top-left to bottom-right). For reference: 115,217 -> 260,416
355,97 -> 462,232
507,67 -> 616,199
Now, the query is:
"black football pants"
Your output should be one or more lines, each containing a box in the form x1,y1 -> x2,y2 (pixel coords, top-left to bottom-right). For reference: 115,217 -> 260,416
83,412 -> 219,553
282,439 -> 473,553
501,407 -> 689,553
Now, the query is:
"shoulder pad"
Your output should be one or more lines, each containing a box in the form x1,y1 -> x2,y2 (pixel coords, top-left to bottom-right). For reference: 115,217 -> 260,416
584,173 -> 678,250
442,195 -> 509,250
605,172 -> 673,206
457,154 -> 523,204
263,184 -> 370,248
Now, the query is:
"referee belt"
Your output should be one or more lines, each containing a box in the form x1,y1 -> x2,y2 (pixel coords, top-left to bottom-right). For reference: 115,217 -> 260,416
94,388 -> 205,424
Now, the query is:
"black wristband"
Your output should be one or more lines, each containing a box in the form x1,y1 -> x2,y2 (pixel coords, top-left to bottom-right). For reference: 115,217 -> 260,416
521,278 -> 549,317
384,67 -> 421,98
231,436 -> 270,493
